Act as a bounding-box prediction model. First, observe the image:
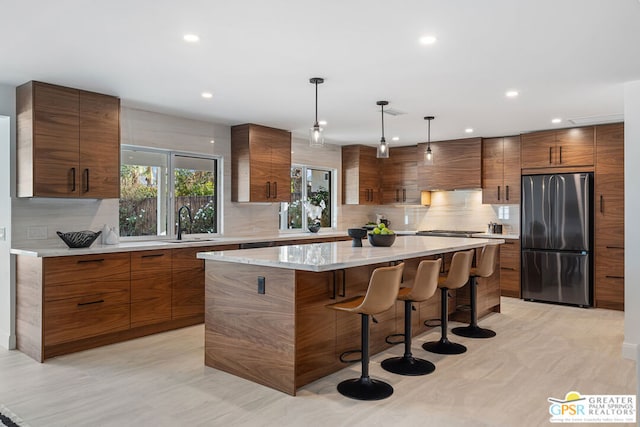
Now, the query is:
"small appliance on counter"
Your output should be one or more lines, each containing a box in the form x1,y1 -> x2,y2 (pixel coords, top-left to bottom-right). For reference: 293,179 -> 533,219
376,214 -> 390,228
487,222 -> 503,234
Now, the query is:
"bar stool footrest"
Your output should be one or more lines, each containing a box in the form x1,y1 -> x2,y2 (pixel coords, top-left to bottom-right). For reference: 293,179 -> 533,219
339,349 -> 362,363
384,333 -> 405,345
451,325 -> 496,339
381,356 -> 436,376
337,377 -> 394,400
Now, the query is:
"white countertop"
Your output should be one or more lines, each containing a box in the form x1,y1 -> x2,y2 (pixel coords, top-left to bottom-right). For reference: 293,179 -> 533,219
197,235 -> 504,272
10,231 -> 349,257
471,233 -> 519,240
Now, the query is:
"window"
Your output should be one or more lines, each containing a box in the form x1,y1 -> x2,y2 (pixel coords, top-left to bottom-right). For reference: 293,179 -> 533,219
280,165 -> 335,231
120,146 -> 220,238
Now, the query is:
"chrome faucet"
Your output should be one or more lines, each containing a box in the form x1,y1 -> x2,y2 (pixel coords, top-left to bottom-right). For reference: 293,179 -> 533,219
177,205 -> 193,240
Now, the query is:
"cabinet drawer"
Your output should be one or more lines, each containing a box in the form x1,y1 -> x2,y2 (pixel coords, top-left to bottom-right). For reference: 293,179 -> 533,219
131,250 -> 172,277
595,276 -> 624,310
44,290 -> 130,346
500,268 -> 520,298
500,240 -> 520,267
44,253 -> 130,286
596,246 -> 624,275
45,277 -> 130,302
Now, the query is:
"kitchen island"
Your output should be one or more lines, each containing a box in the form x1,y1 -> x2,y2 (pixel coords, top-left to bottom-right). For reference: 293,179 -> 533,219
198,235 -> 503,395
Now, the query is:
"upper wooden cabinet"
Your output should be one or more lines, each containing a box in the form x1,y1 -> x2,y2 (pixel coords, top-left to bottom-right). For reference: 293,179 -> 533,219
342,145 -> 380,205
482,136 -> 521,204
417,137 -> 482,190
380,146 -> 420,204
16,81 -> 120,198
594,123 -> 624,310
520,126 -> 594,169
231,123 -> 291,203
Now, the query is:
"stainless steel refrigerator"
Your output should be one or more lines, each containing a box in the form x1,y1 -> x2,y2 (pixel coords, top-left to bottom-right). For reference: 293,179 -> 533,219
521,173 -> 593,306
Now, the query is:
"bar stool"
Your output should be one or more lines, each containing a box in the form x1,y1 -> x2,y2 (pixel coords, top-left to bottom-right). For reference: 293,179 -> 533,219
452,244 -> 499,338
326,262 -> 404,400
422,249 -> 474,355
381,258 -> 442,376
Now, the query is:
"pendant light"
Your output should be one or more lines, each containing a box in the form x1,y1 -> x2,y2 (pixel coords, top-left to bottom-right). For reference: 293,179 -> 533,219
309,77 -> 325,147
376,100 -> 389,158
424,116 -> 435,165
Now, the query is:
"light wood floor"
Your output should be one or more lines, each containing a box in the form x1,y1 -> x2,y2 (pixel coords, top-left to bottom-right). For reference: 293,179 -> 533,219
0,298 -> 635,427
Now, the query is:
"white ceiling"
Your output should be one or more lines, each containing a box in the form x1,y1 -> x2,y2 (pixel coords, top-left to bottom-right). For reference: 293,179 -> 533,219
1,0 -> 639,146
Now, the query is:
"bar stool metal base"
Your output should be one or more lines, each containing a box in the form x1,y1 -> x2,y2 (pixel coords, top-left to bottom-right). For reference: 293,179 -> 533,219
451,325 -> 496,338
381,356 -> 436,376
337,377 -> 393,401
451,274 -> 497,339
422,338 -> 467,354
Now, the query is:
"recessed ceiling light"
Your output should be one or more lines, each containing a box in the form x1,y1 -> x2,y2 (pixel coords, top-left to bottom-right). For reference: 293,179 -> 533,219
392,136 -> 400,141
319,120 -> 327,126
465,128 -> 474,133
210,139 -> 215,144
419,35 -> 437,45
506,90 -> 519,98
201,92 -> 213,99
183,34 -> 200,43
551,118 -> 562,124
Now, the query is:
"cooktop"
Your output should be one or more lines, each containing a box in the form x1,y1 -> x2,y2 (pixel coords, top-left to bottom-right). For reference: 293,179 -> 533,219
416,230 -> 483,238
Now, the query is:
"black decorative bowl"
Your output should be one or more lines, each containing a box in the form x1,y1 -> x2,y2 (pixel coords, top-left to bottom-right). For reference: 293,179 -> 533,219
347,228 -> 367,247
368,233 -> 396,247
57,230 -> 102,248
308,223 -> 321,233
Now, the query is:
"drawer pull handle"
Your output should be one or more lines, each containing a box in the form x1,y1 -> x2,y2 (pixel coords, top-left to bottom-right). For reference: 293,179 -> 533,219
71,167 -> 76,192
605,275 -> 624,280
605,246 -> 624,250
84,168 -> 90,193
78,299 -> 105,307
141,253 -> 165,258
504,241 -> 515,245
501,267 -> 516,271
77,258 -> 105,264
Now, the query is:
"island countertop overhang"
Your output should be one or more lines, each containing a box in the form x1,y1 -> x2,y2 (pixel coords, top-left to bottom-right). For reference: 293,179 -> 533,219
197,235 -> 504,272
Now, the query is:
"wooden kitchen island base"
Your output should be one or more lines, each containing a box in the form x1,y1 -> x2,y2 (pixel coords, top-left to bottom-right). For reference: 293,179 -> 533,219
202,237 -> 502,395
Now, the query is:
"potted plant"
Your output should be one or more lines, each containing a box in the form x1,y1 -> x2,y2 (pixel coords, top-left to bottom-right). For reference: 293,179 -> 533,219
304,198 -> 326,233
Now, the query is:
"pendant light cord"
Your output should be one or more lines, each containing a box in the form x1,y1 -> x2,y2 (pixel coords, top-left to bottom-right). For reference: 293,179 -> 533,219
380,104 -> 385,141
315,81 -> 319,125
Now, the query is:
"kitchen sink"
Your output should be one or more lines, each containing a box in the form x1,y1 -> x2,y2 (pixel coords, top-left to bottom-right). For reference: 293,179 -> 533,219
165,238 -> 217,243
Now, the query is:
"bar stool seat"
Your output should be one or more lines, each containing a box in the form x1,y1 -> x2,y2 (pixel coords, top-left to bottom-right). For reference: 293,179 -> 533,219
381,258 -> 441,376
452,244 -> 499,339
422,249 -> 474,355
326,262 -> 404,401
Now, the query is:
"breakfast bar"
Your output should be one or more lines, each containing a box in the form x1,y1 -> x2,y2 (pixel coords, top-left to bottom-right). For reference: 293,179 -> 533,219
198,235 -> 503,395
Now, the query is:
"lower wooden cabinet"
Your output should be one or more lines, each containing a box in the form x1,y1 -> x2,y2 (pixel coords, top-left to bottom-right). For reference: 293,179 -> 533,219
499,239 -> 521,298
44,290 -> 130,347
171,245 -> 239,320
595,245 -> 624,310
131,250 -> 173,328
43,253 -> 131,347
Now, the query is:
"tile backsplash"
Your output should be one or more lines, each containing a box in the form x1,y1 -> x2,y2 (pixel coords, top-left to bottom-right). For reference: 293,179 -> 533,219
340,190 -> 519,234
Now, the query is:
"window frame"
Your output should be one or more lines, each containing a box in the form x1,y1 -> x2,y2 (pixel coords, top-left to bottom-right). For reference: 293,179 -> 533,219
279,164 -> 337,232
120,144 -> 223,240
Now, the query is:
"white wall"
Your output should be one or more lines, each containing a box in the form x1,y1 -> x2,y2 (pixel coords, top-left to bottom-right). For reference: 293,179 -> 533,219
623,81 -> 640,360
0,83 -> 15,349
